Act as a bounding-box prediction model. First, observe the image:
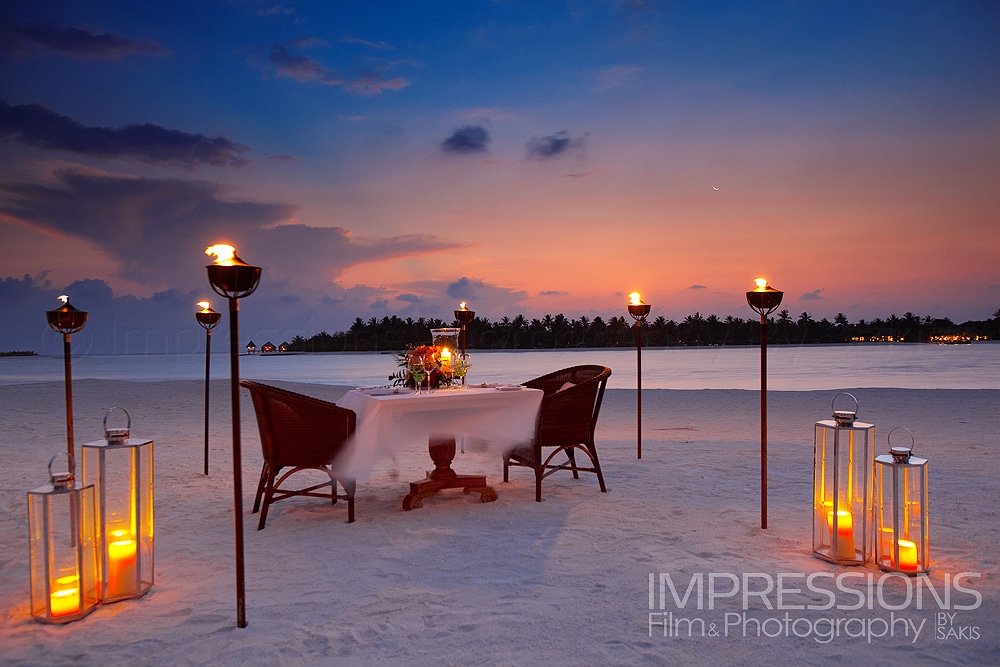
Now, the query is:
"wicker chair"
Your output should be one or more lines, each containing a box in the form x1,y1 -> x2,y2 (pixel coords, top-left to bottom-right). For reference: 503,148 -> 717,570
503,365 -> 611,502
241,380 -> 357,529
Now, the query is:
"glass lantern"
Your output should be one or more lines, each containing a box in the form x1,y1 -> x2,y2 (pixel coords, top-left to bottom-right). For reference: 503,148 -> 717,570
430,327 -> 460,378
81,408 -> 154,602
27,454 -> 99,623
812,393 -> 874,565
874,428 -> 929,575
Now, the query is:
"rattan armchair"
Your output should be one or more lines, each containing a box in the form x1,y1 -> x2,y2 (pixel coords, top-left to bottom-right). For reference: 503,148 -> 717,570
241,380 -> 357,528
503,365 -> 611,501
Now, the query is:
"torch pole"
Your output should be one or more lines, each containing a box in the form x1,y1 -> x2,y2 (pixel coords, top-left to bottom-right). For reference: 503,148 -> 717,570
635,320 -> 643,460
203,328 -> 212,476
62,333 -> 75,474
227,296 -> 247,628
759,314 -> 768,530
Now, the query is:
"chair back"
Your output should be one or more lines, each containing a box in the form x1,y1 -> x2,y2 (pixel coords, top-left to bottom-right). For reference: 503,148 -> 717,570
241,380 -> 356,468
523,365 -> 611,447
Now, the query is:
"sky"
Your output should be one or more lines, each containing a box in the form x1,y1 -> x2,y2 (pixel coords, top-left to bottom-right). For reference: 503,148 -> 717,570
1,0 -> 998,355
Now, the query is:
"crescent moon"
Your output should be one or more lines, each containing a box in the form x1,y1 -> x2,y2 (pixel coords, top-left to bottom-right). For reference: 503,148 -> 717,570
712,185 -> 719,191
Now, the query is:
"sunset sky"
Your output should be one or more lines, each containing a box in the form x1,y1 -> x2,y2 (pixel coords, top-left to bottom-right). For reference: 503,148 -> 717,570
1,1 -> 998,355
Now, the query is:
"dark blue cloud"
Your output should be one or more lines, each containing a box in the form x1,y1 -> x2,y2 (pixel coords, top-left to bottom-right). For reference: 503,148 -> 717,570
441,126 -> 489,154
1,14 -> 167,60
0,100 -> 249,169
0,168 -> 457,294
801,289 -> 824,300
267,43 -> 345,85
264,42 -> 410,94
446,277 -> 484,300
525,130 -> 585,160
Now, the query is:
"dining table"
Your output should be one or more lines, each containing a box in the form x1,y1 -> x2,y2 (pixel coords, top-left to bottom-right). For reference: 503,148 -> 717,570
336,384 -> 544,510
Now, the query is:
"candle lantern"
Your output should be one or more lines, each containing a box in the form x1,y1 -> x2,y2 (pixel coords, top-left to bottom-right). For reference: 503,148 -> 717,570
430,327 -> 460,377
82,408 -> 154,602
27,454 -> 99,623
873,428 -> 929,575
812,392 -> 873,565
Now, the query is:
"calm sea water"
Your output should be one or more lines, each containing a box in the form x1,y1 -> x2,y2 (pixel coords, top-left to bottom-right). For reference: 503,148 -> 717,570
1,343 -> 997,390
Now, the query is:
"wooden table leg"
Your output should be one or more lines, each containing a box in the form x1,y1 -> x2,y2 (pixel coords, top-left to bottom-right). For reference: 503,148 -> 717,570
402,435 -> 498,510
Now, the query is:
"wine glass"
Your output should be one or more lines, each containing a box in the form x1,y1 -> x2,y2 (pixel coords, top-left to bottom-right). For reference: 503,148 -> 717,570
409,360 -> 426,395
454,354 -> 471,386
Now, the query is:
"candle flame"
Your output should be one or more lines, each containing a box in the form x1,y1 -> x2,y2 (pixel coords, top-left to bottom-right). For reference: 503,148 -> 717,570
628,292 -> 644,306
753,278 -> 769,291
58,294 -> 69,305
205,244 -> 247,266
196,301 -> 211,312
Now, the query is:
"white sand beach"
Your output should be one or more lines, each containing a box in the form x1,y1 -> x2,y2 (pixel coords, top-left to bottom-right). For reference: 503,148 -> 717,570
0,380 -> 997,666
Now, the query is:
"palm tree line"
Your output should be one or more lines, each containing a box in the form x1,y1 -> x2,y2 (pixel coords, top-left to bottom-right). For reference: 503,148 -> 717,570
283,309 -> 999,352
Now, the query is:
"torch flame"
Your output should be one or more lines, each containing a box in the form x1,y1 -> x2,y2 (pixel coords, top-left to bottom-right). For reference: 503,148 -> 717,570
196,301 -> 211,312
58,295 -> 69,305
628,292 -> 644,306
753,278 -> 769,291
205,244 -> 247,266
459,302 -> 467,310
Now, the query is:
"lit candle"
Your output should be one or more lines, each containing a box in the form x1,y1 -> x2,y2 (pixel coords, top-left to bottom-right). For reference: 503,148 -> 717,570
897,539 -> 918,572
826,510 -> 856,560
440,347 -> 452,372
107,532 -> 138,598
49,575 -> 81,617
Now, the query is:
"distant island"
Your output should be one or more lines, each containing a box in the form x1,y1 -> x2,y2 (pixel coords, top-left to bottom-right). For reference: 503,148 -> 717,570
280,309 -> 999,353
0,351 -> 37,357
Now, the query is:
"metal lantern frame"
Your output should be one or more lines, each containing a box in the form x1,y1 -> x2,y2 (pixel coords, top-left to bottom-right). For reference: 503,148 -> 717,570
82,408 -> 154,602
812,392 -> 873,565
874,428 -> 930,575
28,455 -> 99,624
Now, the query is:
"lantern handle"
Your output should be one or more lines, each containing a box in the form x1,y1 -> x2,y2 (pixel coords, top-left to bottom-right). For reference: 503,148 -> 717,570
887,426 -> 915,453
47,452 -> 75,489
831,392 -> 859,415
104,406 -> 131,443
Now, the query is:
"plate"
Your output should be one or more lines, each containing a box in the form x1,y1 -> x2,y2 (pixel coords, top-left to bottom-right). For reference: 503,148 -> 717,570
496,384 -> 522,391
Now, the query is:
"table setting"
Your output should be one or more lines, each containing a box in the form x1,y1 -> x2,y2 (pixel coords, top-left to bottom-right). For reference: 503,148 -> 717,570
333,328 -> 543,509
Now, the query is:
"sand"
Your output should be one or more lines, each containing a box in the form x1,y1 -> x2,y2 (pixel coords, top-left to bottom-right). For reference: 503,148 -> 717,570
0,380 -> 997,666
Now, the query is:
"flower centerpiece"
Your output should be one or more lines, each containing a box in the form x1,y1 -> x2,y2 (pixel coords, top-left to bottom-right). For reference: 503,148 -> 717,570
389,345 -> 455,390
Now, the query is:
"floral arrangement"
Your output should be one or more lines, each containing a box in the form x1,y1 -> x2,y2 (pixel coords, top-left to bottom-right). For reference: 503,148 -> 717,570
388,345 -> 455,389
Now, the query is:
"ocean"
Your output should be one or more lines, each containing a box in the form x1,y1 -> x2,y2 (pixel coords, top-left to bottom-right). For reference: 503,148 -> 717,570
1,343 -> 997,390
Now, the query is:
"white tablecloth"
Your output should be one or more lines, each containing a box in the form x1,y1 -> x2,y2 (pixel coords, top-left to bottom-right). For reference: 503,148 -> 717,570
335,386 -> 543,480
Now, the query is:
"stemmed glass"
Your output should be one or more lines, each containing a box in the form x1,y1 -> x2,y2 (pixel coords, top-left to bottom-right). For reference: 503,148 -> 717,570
453,354 -> 471,387
409,359 -> 426,395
